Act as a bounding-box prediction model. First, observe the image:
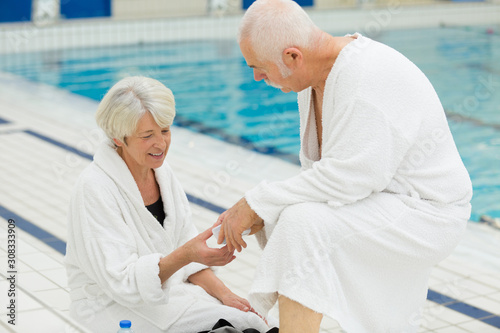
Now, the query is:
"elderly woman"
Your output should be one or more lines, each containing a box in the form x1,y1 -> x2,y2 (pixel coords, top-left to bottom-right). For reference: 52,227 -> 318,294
65,77 -> 270,332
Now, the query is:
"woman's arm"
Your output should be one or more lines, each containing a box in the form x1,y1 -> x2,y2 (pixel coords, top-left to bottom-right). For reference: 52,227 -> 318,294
158,246 -> 191,284
158,226 -> 235,284
188,268 -> 251,312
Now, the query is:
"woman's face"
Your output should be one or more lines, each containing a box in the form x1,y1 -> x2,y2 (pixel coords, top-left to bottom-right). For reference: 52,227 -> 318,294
116,112 -> 171,172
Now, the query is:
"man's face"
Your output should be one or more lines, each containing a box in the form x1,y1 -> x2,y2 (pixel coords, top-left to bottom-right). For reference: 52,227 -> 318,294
239,39 -> 294,93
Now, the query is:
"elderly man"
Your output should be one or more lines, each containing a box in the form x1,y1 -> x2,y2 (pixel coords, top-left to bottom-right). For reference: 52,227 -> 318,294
217,0 -> 472,332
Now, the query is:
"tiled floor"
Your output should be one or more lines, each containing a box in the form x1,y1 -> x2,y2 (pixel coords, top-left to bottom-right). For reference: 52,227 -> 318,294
0,72 -> 499,333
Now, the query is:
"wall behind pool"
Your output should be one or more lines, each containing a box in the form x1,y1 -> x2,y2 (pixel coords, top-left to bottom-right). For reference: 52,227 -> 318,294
2,0 -> 500,24
1,0 -> 499,55
3,0 -> 309,23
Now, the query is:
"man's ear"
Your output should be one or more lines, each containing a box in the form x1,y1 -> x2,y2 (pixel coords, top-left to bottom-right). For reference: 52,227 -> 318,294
113,138 -> 124,147
282,47 -> 303,70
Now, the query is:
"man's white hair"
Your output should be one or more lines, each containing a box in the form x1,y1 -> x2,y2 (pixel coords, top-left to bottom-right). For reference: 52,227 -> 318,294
95,76 -> 175,145
238,0 -> 320,77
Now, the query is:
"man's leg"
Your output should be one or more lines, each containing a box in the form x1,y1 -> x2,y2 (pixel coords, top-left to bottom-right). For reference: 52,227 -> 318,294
250,197 -> 462,332
278,295 -> 323,333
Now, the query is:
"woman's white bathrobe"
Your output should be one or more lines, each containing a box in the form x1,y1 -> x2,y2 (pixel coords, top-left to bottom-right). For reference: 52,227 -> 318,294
245,34 -> 473,332
65,143 -> 269,332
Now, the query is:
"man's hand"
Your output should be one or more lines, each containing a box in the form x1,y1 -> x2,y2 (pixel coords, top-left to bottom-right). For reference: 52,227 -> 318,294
216,198 -> 264,252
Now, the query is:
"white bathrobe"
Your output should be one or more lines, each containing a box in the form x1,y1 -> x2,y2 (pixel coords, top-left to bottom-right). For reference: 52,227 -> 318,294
65,143 -> 269,332
245,34 -> 473,333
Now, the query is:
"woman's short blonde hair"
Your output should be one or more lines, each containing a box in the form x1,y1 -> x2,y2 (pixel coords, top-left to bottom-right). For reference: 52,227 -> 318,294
95,76 -> 175,144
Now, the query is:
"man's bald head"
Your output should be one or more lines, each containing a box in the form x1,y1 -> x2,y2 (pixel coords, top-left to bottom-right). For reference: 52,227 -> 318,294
238,0 -> 321,77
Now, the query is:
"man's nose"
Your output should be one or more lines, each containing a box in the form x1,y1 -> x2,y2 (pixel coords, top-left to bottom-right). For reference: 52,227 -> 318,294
253,69 -> 266,82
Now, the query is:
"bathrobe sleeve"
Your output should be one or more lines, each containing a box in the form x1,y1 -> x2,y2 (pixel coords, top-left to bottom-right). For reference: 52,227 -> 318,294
246,97 -> 419,236
75,178 -> 169,308
160,164 -> 210,280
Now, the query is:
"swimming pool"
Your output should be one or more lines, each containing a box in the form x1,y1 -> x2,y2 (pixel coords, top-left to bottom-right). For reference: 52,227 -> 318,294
1,25 -> 498,221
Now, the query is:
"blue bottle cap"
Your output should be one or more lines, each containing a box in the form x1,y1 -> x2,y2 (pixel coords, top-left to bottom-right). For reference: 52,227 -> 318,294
120,320 -> 131,328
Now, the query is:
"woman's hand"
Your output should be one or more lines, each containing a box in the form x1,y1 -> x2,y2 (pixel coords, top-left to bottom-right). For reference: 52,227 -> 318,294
219,292 -> 269,326
188,269 -> 269,326
183,226 -> 236,267
159,227 -> 235,284
219,291 -> 252,312
188,270 -> 250,312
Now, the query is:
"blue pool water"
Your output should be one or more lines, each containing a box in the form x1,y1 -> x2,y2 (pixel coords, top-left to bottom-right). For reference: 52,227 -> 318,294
1,26 -> 499,221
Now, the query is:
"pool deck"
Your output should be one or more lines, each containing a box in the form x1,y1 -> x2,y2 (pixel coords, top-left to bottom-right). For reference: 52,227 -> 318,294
0,71 -> 500,333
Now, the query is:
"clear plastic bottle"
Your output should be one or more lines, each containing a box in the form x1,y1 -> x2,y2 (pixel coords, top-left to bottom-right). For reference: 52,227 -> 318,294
117,320 -> 135,333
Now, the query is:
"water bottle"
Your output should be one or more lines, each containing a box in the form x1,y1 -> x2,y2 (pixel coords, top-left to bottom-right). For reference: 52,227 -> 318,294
117,320 -> 135,333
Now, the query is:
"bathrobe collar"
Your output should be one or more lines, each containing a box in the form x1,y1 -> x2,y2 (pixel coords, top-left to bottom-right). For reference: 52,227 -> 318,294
299,33 -> 365,168
93,141 -> 185,253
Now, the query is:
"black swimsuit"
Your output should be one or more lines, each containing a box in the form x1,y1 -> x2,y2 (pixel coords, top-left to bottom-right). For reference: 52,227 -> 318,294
146,196 -> 166,226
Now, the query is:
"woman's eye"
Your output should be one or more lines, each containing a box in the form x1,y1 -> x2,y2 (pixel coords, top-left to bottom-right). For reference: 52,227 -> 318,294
143,135 -> 152,139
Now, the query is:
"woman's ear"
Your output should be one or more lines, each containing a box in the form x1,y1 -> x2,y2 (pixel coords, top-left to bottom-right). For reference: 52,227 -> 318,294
282,47 -> 303,70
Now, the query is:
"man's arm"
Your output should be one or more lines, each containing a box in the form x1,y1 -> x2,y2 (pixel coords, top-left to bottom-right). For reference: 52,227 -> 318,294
221,101 -> 415,252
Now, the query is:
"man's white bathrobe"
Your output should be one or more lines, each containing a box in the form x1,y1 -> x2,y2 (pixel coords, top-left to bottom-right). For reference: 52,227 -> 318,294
245,34 -> 473,333
65,143 -> 269,332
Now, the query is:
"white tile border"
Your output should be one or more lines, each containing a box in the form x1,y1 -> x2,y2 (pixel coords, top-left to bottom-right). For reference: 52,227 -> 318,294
460,319 -> 500,333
